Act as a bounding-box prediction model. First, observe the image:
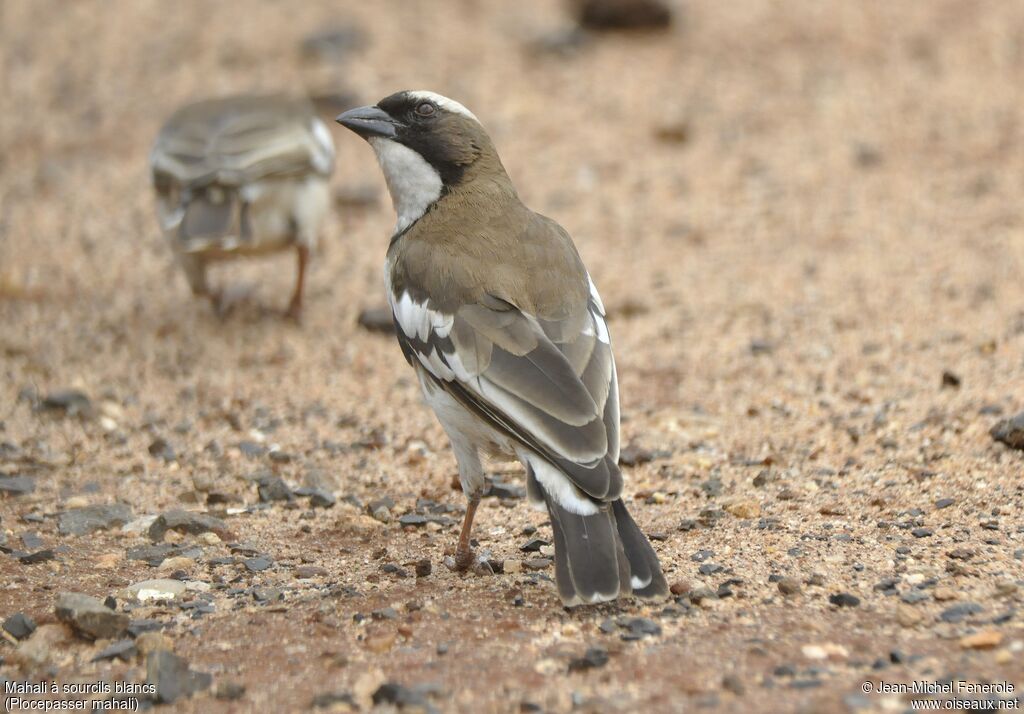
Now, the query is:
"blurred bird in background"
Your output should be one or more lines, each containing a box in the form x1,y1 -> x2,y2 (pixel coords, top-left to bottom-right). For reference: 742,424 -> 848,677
150,95 -> 335,320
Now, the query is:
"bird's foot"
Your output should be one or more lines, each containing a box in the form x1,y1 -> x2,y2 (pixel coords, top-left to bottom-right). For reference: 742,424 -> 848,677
284,298 -> 303,324
453,545 -> 475,572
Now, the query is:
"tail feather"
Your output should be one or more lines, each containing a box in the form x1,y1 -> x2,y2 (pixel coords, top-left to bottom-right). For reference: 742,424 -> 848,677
529,465 -> 667,605
612,499 -> 669,599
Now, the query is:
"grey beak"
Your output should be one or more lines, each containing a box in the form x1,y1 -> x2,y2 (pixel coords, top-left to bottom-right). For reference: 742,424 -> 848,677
336,105 -> 399,139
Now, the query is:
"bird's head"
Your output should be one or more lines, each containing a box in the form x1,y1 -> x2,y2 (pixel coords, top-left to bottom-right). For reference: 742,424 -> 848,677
337,90 -> 506,233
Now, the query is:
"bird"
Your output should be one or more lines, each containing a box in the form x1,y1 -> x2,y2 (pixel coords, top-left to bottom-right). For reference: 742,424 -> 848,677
150,94 -> 335,320
336,90 -> 668,606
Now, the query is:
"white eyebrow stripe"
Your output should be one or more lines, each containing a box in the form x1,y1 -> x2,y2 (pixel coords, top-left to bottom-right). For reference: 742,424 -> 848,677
406,90 -> 479,122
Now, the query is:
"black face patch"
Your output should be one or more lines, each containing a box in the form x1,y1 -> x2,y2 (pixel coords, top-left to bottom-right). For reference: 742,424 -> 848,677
376,92 -> 479,187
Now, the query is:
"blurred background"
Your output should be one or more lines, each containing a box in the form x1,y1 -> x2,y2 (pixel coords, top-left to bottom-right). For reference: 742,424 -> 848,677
1,1 -> 1023,711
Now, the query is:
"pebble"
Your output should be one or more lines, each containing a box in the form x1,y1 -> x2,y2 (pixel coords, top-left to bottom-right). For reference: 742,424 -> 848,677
39,389 -> 93,417
935,498 -> 955,509
363,629 -> 397,654
214,681 -> 247,701
801,643 -> 848,661
414,559 -> 432,577
19,549 -> 56,564
243,556 -> 273,572
575,0 -> 673,31
148,437 -> 176,462
933,586 -> 958,601
990,411 -> 1024,450
126,579 -> 188,601
939,603 -> 983,623
777,577 -> 801,596
669,580 -> 690,596
148,509 -> 233,542
55,592 -> 129,640
520,537 -> 549,552
911,527 -> 934,538
959,630 -> 1003,649
523,558 -> 552,570
57,504 -> 133,536
486,479 -> 525,499
295,565 -> 328,579
616,617 -> 661,641
91,639 -> 137,662
146,650 -> 212,704
724,500 -> 760,519
3,613 -> 37,640
568,647 -> 609,672
293,486 -> 336,508
256,475 -> 292,502
0,475 -> 35,496
896,604 -> 923,627
356,307 -> 395,334
158,556 -> 196,573
828,592 -> 860,608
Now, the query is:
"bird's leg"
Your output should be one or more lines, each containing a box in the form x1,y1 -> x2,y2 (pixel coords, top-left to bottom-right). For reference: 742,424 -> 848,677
285,244 -> 309,322
453,495 -> 481,572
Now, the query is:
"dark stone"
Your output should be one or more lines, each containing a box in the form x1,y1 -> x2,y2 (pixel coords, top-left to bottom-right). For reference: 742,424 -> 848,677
243,556 -> 273,572
487,479 -> 526,500
568,647 -> 609,672
990,411 -> 1024,450
698,563 -> 723,576
58,504 -> 133,536
828,592 -> 860,608
749,339 -> 774,355
55,592 -> 129,640
0,476 -> 35,496
237,441 -> 267,458
19,549 -> 56,564
252,588 -> 283,603
619,444 -> 657,466
214,681 -> 247,701
146,650 -> 212,704
616,617 -> 661,641
39,389 -> 92,417
311,691 -> 356,708
691,550 -> 714,562
126,544 -> 186,567
900,590 -> 928,604
356,307 -> 395,334
3,613 -> 36,640
939,603 -> 983,623
935,498 -> 955,509
520,538 -> 550,553
911,527 -> 934,538
398,514 -> 428,526
293,487 -> 336,508
127,619 -> 164,637
149,509 -> 233,542
148,437 -> 176,462
256,476 -> 292,503
574,0 -> 673,31
372,682 -> 438,709
415,559 -> 432,578
91,639 -> 137,662
940,371 -> 961,389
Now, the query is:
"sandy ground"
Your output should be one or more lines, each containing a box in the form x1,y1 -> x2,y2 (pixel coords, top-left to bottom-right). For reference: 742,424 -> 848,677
1,1 -> 1023,712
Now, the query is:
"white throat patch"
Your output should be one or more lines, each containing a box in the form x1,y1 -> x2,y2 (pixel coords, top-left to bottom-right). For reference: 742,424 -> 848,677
369,138 -> 443,235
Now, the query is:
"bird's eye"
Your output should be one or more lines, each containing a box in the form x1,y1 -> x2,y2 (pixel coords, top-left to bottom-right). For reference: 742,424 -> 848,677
415,102 -> 436,117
